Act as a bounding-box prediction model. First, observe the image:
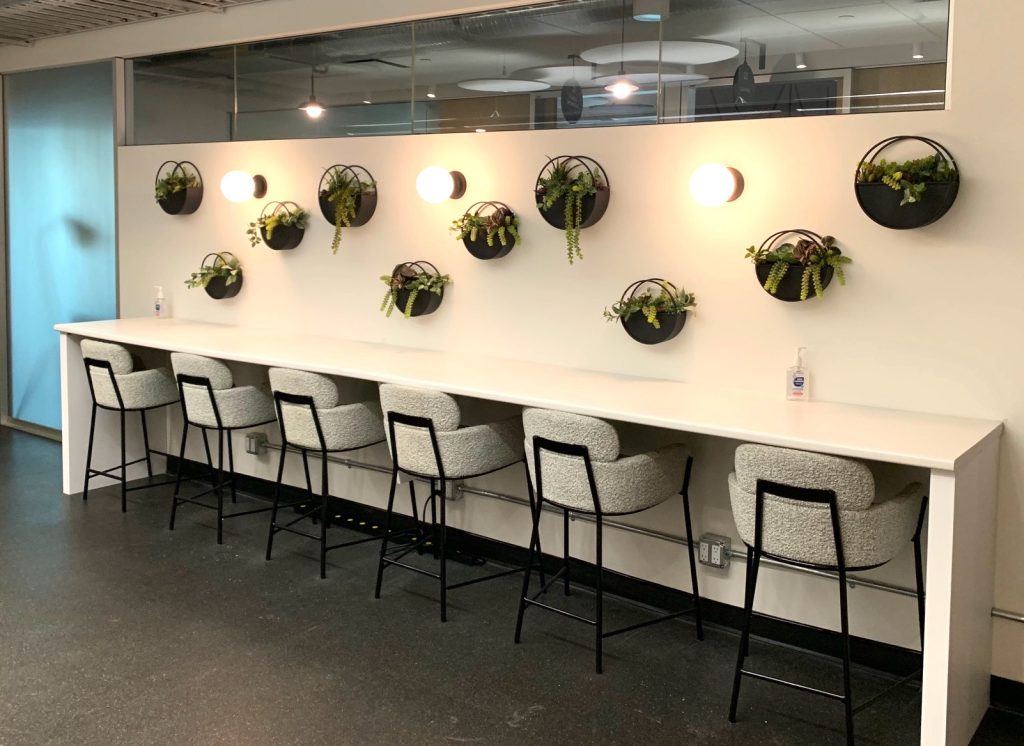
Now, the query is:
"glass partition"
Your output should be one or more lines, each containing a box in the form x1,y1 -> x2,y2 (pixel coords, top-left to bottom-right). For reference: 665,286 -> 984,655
128,0 -> 950,145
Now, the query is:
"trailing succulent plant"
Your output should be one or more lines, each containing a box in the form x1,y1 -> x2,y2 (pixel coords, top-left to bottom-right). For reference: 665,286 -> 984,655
536,157 -> 605,264
604,283 -> 696,329
745,235 -> 851,301
450,210 -> 520,248
380,265 -> 451,319
856,154 -> 956,206
185,252 -> 241,290
322,169 -> 374,254
246,206 -> 310,247
154,165 -> 199,203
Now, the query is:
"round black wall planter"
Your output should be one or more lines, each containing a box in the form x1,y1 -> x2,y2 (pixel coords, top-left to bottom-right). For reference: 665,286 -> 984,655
205,273 -> 242,300
460,201 -> 518,260
623,310 -> 686,345
155,160 -> 203,215
855,136 -> 959,230
262,223 -> 304,251
535,155 -> 610,230
318,165 -> 377,226
755,262 -> 834,303
395,287 -> 443,317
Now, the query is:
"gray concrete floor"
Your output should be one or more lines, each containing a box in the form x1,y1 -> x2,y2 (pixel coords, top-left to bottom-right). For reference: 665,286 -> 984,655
0,428 -> 1020,745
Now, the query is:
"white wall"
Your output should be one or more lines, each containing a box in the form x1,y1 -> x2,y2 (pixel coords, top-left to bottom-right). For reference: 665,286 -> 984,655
11,0 -> 1024,683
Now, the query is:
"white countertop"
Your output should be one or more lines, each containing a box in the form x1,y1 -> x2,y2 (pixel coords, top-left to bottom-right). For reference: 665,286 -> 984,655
56,318 -> 1002,471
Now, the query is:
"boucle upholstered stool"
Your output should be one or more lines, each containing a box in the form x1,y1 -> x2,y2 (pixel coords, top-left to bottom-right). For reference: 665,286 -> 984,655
374,383 -> 542,623
169,352 -> 276,544
726,443 -> 927,746
81,339 -> 179,512
514,407 -> 703,674
265,368 -> 385,579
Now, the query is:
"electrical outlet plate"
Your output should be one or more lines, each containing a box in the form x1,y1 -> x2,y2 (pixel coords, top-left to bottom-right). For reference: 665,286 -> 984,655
698,533 -> 731,569
245,431 -> 268,455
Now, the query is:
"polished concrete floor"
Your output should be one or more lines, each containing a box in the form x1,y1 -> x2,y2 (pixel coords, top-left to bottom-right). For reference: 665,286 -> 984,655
0,428 -> 1020,745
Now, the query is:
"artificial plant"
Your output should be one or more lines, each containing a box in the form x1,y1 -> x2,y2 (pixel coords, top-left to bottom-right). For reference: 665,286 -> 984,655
380,265 -> 451,318
450,211 -> 520,248
745,235 -> 851,300
536,157 -> 605,264
185,252 -> 241,290
154,165 -> 199,203
856,154 -> 956,206
603,283 -> 696,328
322,169 -> 375,254
246,205 -> 310,247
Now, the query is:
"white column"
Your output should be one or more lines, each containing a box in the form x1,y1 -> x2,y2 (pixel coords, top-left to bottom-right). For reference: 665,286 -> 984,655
919,432 -> 1000,745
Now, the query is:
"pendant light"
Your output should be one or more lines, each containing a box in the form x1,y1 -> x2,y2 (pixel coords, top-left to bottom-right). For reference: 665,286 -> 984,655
733,39 -> 754,105
299,67 -> 324,119
605,0 -> 639,100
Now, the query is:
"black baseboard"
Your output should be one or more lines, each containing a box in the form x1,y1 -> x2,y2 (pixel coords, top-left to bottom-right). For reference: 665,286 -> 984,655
168,457 -> 1023,712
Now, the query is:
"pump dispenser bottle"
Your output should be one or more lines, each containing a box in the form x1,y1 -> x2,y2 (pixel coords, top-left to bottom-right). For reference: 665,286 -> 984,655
787,347 -> 809,401
154,286 -> 168,318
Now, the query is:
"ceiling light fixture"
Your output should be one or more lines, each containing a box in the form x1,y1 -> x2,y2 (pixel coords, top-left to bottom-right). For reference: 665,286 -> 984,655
912,42 -> 924,60
427,85 -> 437,99
633,0 -> 669,22
605,0 -> 639,100
220,171 -> 267,203
416,166 -> 466,204
299,67 -> 325,119
689,164 -> 744,207
362,93 -> 373,104
795,53 -> 807,70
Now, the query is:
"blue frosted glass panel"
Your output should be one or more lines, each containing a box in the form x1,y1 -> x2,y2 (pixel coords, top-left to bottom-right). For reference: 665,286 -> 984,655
5,62 -> 116,430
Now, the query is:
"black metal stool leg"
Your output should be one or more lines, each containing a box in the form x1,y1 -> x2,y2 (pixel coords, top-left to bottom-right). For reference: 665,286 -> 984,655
83,404 -> 97,502
319,449 -> 329,579
729,546 -> 760,722
302,449 -> 316,524
439,479 -> 448,623
914,535 -> 926,647
595,512 -> 604,674
119,410 -> 128,513
563,508 -> 571,596
682,487 -> 704,641
525,470 -> 546,587
514,491 -> 542,644
838,561 -> 855,746
170,420 -> 188,530
265,439 -> 288,560
227,432 -> 237,504
216,429 -> 225,545
430,479 -> 439,560
374,464 -> 400,599
140,409 -> 154,479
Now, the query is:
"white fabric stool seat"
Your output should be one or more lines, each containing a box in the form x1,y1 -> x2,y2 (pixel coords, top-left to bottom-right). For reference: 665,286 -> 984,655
171,352 -> 274,429
268,368 -> 384,451
82,339 -> 177,411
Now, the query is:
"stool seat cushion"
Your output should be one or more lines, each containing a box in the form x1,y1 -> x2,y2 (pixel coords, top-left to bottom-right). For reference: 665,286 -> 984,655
729,474 -> 924,568
270,368 -> 384,451
379,384 -> 524,479
183,384 -> 276,429
528,443 -> 687,515
82,340 -> 178,410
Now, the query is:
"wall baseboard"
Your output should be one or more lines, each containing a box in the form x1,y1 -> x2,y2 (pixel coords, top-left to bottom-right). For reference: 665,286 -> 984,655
169,457 -> 1023,714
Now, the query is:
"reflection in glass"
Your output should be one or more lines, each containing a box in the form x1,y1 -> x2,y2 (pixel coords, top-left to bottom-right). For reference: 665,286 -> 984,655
127,0 -> 949,145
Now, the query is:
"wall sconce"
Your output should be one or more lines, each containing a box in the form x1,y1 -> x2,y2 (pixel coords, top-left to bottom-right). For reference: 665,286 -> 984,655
689,163 -> 744,207
416,166 -> 466,204
220,170 -> 267,203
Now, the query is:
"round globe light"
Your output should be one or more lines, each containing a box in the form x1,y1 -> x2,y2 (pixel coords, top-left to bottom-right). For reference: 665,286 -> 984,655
220,170 -> 267,203
689,163 -> 744,207
416,166 -> 466,204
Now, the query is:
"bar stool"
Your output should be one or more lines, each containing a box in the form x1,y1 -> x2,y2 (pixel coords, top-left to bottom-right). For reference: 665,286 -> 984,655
375,383 -> 542,622
265,368 -> 386,579
169,352 -> 276,544
81,339 -> 179,512
726,443 -> 927,746
515,407 -> 703,673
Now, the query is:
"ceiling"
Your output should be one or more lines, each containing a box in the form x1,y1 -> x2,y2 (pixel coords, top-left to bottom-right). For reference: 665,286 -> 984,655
0,0 -> 270,46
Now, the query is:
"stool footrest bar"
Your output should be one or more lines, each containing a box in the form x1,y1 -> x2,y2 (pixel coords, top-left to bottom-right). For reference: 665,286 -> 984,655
740,668 -> 846,701
522,597 -> 596,625
602,608 -> 696,639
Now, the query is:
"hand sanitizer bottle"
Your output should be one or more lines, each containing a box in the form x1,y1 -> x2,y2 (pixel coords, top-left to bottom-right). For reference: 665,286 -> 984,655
787,347 -> 809,401
154,286 -> 168,319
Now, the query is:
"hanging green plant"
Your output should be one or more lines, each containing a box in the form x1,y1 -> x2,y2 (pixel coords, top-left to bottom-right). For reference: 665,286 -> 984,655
535,156 -> 610,265
745,231 -> 851,301
380,262 -> 450,319
154,161 -> 203,215
246,202 -> 310,250
450,202 -> 520,260
318,165 -> 377,254
604,279 -> 696,345
185,252 -> 243,300
856,154 -> 955,207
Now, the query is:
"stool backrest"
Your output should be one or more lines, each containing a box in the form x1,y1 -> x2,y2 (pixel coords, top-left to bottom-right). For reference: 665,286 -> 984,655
734,443 -> 875,511
522,408 -> 620,461
269,368 -> 340,452
379,384 -> 458,479
171,353 -> 234,429
81,339 -> 135,409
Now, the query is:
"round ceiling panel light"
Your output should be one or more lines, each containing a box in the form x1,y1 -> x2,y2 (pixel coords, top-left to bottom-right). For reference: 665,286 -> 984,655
580,40 -> 739,66
592,71 -> 708,86
456,78 -> 551,93
513,65 -> 596,86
